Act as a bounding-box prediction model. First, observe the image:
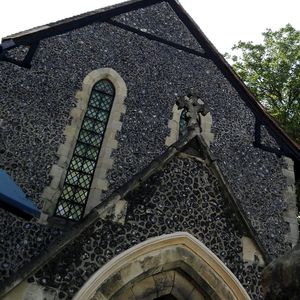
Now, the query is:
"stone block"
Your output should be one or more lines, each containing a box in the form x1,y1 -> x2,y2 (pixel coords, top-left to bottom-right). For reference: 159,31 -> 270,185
139,251 -> 163,275
283,157 -> 294,171
85,189 -> 103,215
241,236 -> 265,266
189,289 -> 206,300
49,165 -> 65,189
131,276 -> 157,300
63,125 -> 77,137
82,78 -> 95,89
171,271 -> 194,299
282,168 -> 295,185
92,291 -> 107,300
112,288 -> 135,300
94,159 -> 114,177
74,90 -> 83,100
106,139 -> 118,149
90,178 -> 108,190
56,144 -> 69,157
2,281 -> 29,300
153,270 -> 175,297
69,107 -> 84,120
119,260 -> 144,286
38,212 -> 49,224
160,246 -> 181,269
97,272 -> 124,299
41,187 -> 59,203
24,283 -> 56,300
110,120 -> 122,130
112,200 -> 128,224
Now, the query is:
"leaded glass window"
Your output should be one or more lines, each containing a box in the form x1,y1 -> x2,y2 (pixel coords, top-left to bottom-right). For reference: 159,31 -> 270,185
55,80 -> 115,220
179,108 -> 188,136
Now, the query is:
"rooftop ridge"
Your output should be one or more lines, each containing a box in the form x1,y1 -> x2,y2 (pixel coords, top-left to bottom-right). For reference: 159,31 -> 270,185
1,0 -> 298,159
1,0 -> 162,44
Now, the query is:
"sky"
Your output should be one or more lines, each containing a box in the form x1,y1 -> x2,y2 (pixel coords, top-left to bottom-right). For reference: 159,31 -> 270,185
0,0 -> 299,54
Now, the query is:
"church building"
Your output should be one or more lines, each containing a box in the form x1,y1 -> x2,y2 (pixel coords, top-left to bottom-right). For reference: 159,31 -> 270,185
0,0 -> 299,299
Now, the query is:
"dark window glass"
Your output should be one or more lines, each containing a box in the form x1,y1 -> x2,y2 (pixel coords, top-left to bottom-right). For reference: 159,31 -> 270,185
55,80 -> 115,221
179,108 -> 188,136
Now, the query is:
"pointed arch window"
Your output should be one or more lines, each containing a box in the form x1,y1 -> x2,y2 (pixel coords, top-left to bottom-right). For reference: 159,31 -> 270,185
179,108 -> 188,136
55,80 -> 115,221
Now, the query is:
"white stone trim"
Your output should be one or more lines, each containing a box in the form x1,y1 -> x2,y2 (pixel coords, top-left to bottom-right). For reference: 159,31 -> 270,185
165,104 -> 183,146
2,282 -> 57,300
74,232 -> 250,300
241,236 -> 265,267
282,157 -> 299,247
165,103 -> 214,147
40,68 -> 127,220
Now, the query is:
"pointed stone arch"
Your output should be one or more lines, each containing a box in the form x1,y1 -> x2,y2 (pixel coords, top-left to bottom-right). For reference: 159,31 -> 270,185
74,232 -> 250,300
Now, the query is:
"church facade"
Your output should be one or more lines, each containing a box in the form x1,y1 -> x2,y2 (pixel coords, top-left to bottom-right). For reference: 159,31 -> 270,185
0,0 -> 299,299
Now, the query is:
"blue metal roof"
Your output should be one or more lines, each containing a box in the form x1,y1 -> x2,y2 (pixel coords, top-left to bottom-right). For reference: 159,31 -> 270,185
0,170 -> 40,217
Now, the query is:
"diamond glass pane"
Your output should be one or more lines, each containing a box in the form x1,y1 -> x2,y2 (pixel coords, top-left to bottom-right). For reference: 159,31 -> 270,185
74,143 -> 98,160
73,188 -> 88,204
86,107 -> 99,119
81,160 -> 96,174
69,156 -> 83,171
92,121 -> 105,135
85,146 -> 99,161
93,80 -> 115,95
68,204 -> 83,221
61,185 -> 74,200
78,174 -> 92,189
96,110 -> 109,123
74,143 -> 87,157
56,201 -> 70,216
82,118 -> 106,133
90,92 -> 113,110
82,119 -> 95,131
55,79 -> 115,221
96,94 -> 113,111
66,170 -> 80,185
78,130 -> 102,147
89,92 -> 102,107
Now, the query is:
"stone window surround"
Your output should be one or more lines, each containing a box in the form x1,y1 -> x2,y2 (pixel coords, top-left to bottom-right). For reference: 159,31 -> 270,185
165,102 -> 214,147
73,232 -> 251,300
282,157 -> 299,247
40,68 -> 127,221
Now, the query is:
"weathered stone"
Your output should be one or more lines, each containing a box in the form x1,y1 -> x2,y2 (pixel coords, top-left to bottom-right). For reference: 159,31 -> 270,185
263,243 -> 300,300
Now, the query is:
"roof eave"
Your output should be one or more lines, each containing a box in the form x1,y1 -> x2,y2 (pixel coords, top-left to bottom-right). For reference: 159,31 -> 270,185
169,0 -> 300,159
1,0 -> 299,160
1,0 -> 163,45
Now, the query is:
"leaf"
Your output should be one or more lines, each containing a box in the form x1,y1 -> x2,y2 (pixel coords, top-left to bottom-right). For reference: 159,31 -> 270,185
225,24 -> 300,144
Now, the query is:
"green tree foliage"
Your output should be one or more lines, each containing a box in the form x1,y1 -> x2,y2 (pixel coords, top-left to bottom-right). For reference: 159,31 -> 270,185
225,24 -> 300,143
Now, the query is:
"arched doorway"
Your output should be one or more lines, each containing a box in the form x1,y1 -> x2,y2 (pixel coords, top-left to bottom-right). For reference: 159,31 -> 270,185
74,232 -> 250,300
